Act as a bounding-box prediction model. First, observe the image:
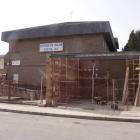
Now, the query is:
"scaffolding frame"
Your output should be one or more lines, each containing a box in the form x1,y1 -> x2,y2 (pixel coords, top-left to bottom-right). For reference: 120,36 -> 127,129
122,59 -> 140,105
50,58 -> 120,106
52,58 -> 80,103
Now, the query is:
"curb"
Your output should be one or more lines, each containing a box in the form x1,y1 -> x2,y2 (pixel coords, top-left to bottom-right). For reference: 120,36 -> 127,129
0,108 -> 140,123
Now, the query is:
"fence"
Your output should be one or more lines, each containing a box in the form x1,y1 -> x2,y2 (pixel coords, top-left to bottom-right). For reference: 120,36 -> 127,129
50,77 -> 134,111
0,80 -> 46,105
0,78 -> 136,111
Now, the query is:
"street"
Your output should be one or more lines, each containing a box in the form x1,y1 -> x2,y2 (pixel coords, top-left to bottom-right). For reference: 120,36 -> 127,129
0,112 -> 139,140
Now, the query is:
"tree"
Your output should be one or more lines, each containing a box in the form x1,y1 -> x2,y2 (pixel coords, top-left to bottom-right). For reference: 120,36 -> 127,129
124,30 -> 140,51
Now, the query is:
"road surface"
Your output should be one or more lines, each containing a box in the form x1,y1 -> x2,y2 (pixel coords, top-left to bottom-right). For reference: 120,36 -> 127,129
0,112 -> 139,140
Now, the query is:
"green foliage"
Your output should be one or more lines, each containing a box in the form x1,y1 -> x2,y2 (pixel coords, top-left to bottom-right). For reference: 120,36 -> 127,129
124,30 -> 140,51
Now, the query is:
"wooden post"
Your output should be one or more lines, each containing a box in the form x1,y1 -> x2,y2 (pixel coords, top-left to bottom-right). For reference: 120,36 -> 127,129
92,63 -> 95,109
122,66 -> 129,104
134,74 -> 140,106
113,79 -> 115,110
52,59 -> 55,105
40,76 -> 43,104
8,81 -> 11,102
92,77 -> 94,109
77,58 -> 79,102
66,58 -> 68,99
59,58 -> 61,103
135,58 -> 140,106
107,69 -> 109,101
133,60 -> 134,79
46,57 -> 53,105
134,87 -> 139,106
126,59 -> 128,68
139,58 -> 140,105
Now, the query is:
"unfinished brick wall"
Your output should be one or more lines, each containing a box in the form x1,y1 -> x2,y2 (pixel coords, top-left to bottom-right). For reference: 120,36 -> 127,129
46,58 -> 53,105
79,60 -> 99,98
94,79 -> 119,100
46,58 -> 120,105
46,58 -> 79,105
79,60 -> 119,100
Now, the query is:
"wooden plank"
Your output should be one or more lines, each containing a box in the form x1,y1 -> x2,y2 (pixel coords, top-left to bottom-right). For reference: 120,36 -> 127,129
133,60 -> 134,79
124,85 -> 129,104
127,59 -> 139,61
134,74 -> 140,106
66,58 -> 68,98
107,69 -> 109,101
52,58 -> 55,102
59,58 -> 61,103
134,87 -> 139,106
138,58 -> 140,105
122,66 -> 129,104
139,58 -> 140,77
138,90 -> 140,106
92,77 -> 94,108
133,84 -> 135,103
58,81 -> 78,82
92,63 -> 95,108
126,58 -> 128,68
134,64 -> 139,65
77,58 -> 79,102
66,58 -> 68,80
128,78 -> 139,80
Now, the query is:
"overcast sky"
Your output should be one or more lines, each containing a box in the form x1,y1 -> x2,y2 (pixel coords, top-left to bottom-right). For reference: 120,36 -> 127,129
0,0 -> 140,54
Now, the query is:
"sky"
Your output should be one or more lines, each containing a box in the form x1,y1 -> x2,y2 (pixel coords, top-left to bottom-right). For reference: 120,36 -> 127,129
0,0 -> 140,54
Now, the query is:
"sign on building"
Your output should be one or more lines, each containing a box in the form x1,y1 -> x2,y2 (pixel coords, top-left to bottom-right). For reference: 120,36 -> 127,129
39,42 -> 63,52
12,60 -> 20,65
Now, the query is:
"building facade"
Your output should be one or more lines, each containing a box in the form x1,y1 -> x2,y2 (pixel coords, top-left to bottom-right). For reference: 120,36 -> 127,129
1,22 -> 119,81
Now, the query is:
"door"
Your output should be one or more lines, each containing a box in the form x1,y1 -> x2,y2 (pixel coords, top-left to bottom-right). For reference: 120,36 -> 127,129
13,74 -> 18,84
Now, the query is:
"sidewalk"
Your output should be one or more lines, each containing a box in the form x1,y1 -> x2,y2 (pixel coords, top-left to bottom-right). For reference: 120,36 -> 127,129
0,103 -> 140,123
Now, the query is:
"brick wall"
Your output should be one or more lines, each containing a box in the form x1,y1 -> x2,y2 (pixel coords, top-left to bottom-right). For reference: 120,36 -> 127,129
46,58 -> 123,104
5,34 -> 109,81
79,60 -> 99,98
46,58 -> 79,105
79,60 -> 121,100
46,58 -> 53,105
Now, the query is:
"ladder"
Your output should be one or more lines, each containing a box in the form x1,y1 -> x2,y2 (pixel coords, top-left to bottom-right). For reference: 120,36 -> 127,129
122,59 -> 140,105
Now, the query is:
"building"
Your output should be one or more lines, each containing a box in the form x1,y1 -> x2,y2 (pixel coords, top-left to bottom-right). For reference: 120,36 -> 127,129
0,55 -> 6,83
1,21 -> 119,82
0,55 -> 4,70
1,21 -> 140,106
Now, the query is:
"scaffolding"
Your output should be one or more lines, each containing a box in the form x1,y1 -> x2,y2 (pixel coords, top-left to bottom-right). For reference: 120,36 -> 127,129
49,58 -> 117,105
45,57 -> 130,108
122,59 -> 140,106
52,58 -> 79,104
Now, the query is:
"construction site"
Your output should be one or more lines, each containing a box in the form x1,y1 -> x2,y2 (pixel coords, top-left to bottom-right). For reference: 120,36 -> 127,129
0,52 -> 140,112
1,22 -> 140,112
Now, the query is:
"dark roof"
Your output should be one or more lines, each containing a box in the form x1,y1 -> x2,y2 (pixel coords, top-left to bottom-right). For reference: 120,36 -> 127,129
50,51 -> 140,60
1,21 -> 119,51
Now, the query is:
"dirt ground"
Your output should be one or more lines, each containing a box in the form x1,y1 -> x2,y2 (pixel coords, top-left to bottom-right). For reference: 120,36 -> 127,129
56,99 -> 140,112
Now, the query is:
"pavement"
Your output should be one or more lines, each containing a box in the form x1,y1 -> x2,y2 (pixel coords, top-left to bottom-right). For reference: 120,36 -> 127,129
0,102 -> 140,123
1,112 -> 140,140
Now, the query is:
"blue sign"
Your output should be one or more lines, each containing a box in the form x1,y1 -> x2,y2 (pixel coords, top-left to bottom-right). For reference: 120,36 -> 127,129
40,42 -> 63,52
